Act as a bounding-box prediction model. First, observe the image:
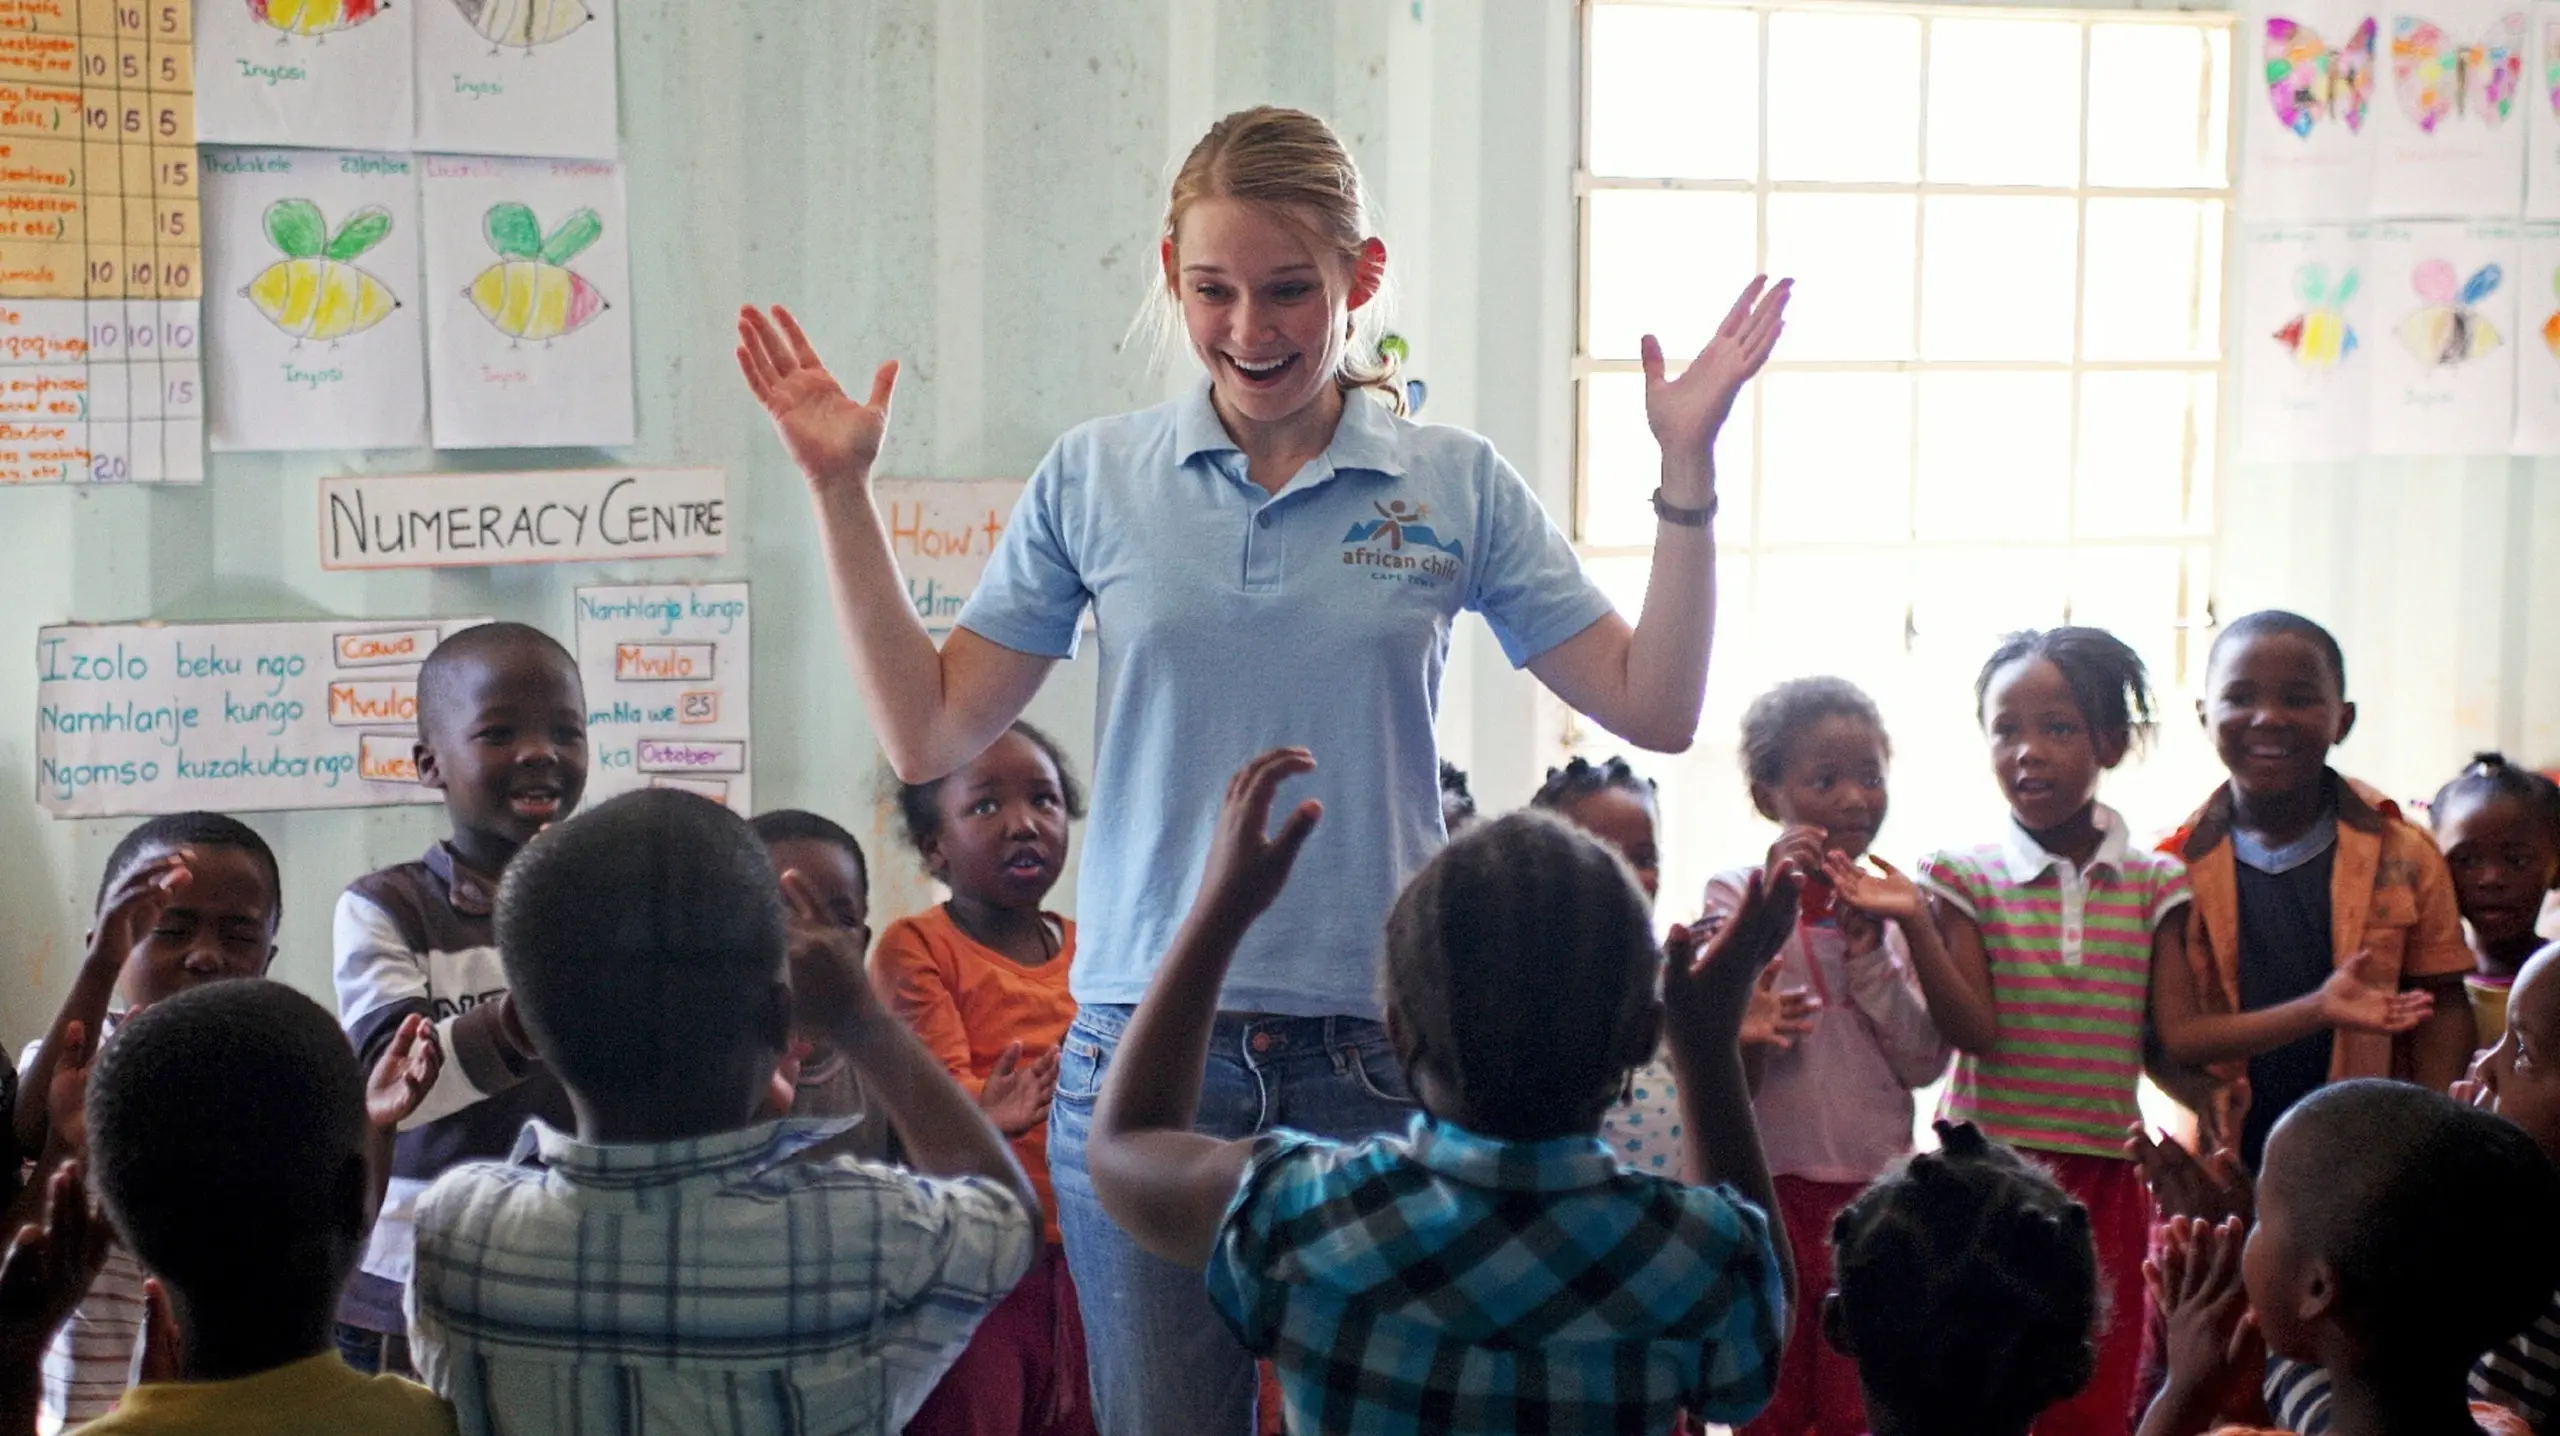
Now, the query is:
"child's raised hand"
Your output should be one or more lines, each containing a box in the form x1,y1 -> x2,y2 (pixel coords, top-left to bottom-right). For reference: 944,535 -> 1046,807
1643,276 -> 1790,476
0,1160 -> 109,1372
735,305 -> 899,491
782,869 -> 887,1041
2125,1124 -> 2255,1227
977,1041 -> 1060,1137
1823,850 -> 1926,924
2145,1215 -> 2264,1433
1196,749 -> 1323,931
41,1023 -> 91,1162
84,853 -> 187,979
1664,866 -> 1805,1051
364,1014 -> 442,1135
2314,951 -> 2434,1035
133,1278 -> 180,1387
1738,966 -> 1822,1051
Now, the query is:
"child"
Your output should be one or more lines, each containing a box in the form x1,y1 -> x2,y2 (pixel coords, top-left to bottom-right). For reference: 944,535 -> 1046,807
54,980 -> 458,1434
330,621 -> 585,1376
2159,610 -> 2476,1169
11,812 -> 282,1433
1088,748 -> 1796,1434
1726,677 -> 1951,1436
1826,1121 -> 2103,1436
1439,759 -> 1478,837
2140,1080 -> 2560,1436
1906,626 -> 2192,1436
2429,755 -> 2560,1043
748,808 -> 888,1144
407,789 -> 1039,1434
873,722 -> 1093,1436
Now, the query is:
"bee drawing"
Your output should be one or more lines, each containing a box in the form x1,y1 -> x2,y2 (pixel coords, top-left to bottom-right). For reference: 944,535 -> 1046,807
243,200 -> 400,346
2397,258 -> 2503,367
468,202 -> 607,344
249,0 -> 389,38
2274,264 -> 2359,371
449,0 -> 591,52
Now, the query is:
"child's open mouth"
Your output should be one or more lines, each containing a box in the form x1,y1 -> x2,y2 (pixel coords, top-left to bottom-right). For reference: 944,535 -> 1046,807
1005,850 -> 1052,877
509,789 -> 563,822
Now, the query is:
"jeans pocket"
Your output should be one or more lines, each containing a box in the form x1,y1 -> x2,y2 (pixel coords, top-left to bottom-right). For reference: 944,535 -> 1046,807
1346,1038 -> 1419,1108
1055,1030 -> 1110,1109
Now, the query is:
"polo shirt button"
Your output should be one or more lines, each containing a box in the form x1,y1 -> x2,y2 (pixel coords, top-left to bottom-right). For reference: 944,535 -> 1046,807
1255,513 -> 1271,528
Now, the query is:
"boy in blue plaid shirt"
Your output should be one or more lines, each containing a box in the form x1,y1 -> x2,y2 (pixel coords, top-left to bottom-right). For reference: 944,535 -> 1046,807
1087,748 -> 1797,1436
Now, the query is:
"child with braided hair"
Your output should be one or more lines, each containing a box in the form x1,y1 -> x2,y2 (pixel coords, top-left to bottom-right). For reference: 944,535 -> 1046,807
2430,753 -> 2560,1045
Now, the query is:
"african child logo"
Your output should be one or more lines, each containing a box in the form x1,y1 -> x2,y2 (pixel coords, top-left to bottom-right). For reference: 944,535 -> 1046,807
1341,499 -> 1465,585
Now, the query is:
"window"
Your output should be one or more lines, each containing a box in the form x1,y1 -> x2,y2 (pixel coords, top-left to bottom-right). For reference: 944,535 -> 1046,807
1574,0 -> 2236,911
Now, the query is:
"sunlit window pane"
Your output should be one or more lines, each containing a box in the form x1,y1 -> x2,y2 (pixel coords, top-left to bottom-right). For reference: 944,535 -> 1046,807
2082,199 -> 2223,360
1928,19 -> 2083,185
2064,543 -> 2187,687
1914,373 -> 2072,542
1758,373 -> 1911,544
1768,13 -> 1921,181
2088,23 -> 2230,188
1587,189 -> 1760,361
1912,547 -> 2073,657
1920,196 -> 2079,360
1581,370 -> 1758,547
2075,372 -> 2208,538
1767,194 -> 1918,361
1589,6 -> 1760,179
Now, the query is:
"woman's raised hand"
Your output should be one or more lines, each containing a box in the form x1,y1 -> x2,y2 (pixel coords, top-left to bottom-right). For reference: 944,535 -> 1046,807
1643,276 -> 1791,484
736,305 -> 899,491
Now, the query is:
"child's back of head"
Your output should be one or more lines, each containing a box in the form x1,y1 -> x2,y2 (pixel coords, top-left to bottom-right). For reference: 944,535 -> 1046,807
86,979 -> 369,1351
496,788 -> 789,1136
1380,808 -> 1659,1140
1829,1122 -> 2101,1436
2255,1079 -> 2560,1380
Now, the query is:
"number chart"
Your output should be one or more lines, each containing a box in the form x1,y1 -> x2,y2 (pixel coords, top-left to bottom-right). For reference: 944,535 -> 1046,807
0,0 -> 200,485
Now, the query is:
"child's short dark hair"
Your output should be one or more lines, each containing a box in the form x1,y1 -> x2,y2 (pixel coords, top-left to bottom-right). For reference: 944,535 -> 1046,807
1530,754 -> 1656,812
497,789 -> 786,1098
95,810 -> 282,919
2274,1079 -> 2560,1369
86,981 -> 366,1309
2432,752 -> 2560,851
1976,627 -> 2156,749
1831,1122 -> 2100,1434
1739,676 -> 1889,791
417,621 -> 579,735
2208,609 -> 2348,695
1380,809 -> 1657,1141
888,720 -> 1087,859
1437,760 -> 1476,826
749,809 -> 870,894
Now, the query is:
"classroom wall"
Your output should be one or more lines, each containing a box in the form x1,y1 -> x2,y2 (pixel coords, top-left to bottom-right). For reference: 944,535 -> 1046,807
4,0 -> 2554,1049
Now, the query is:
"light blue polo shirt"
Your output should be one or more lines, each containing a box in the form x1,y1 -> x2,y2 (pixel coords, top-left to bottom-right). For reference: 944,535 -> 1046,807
957,381 -> 1614,1017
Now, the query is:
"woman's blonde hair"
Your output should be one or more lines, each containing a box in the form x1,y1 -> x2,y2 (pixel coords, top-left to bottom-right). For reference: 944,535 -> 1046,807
1139,105 -> 1403,414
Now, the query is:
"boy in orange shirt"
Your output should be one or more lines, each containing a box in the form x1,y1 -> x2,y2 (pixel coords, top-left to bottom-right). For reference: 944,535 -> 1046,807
875,721 -> 1091,1436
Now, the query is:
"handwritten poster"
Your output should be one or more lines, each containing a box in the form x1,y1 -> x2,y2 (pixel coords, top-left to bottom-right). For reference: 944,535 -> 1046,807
193,0 -> 412,151
35,615 -> 487,817
420,154 -> 632,448
2240,224 -> 2373,461
2370,0 -> 2530,217
870,477 -> 1037,635
2244,0 -> 2381,220
2529,1 -> 2560,215
318,466 -> 726,569
574,582 -> 750,815
205,149 -> 425,452
2365,219 -> 2519,454
415,0 -> 619,160
2512,222 -> 2560,448
0,0 -> 204,485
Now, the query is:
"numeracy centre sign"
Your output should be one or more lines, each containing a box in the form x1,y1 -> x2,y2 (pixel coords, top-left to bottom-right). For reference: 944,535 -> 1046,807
318,467 -> 728,570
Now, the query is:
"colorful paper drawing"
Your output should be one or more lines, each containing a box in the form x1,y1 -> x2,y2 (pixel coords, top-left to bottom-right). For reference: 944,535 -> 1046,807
2392,13 -> 2526,128
2540,269 -> 2560,355
2546,14 -> 2560,111
250,0 -> 389,37
450,0 -> 591,50
2268,16 -> 2381,135
2277,265 -> 2362,368
468,203 -> 606,343
244,200 -> 401,345
2399,258 -> 2505,364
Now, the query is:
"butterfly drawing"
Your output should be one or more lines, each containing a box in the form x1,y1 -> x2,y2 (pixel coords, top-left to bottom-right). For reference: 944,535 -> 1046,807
2398,259 -> 2503,366
2267,16 -> 2380,135
2274,265 -> 2360,370
2391,13 -> 2524,130
2544,15 -> 2559,115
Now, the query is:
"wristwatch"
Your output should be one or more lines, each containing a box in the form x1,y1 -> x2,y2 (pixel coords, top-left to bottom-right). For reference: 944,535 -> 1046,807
1650,488 -> 1718,527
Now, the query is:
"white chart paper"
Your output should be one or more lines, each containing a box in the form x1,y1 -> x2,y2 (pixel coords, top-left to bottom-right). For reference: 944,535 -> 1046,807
194,0 -> 414,151
2365,219 -> 2520,454
2239,224 -> 2375,461
415,0 -> 621,159
575,582 -> 752,814
2371,0 -> 2530,216
2511,221 -> 2560,448
2244,0 -> 2384,219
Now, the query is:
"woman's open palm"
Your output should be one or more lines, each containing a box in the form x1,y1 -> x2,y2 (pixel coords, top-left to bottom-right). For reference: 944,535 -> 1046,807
1644,277 -> 1791,467
737,305 -> 898,489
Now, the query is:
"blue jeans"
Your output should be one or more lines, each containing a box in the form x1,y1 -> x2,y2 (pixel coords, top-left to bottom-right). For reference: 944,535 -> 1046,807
1049,1002 -> 1419,1436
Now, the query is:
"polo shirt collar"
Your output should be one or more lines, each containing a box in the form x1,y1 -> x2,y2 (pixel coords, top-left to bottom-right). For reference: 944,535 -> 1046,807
423,841 -> 498,918
1172,378 -> 1407,482
512,1115 -> 864,1199
2000,803 -> 2132,884
1404,1113 -> 1620,1193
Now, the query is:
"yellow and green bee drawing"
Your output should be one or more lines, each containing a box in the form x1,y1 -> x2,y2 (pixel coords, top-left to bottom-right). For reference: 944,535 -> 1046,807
468,203 -> 608,344
243,200 -> 401,346
450,0 -> 592,51
249,0 -> 389,39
